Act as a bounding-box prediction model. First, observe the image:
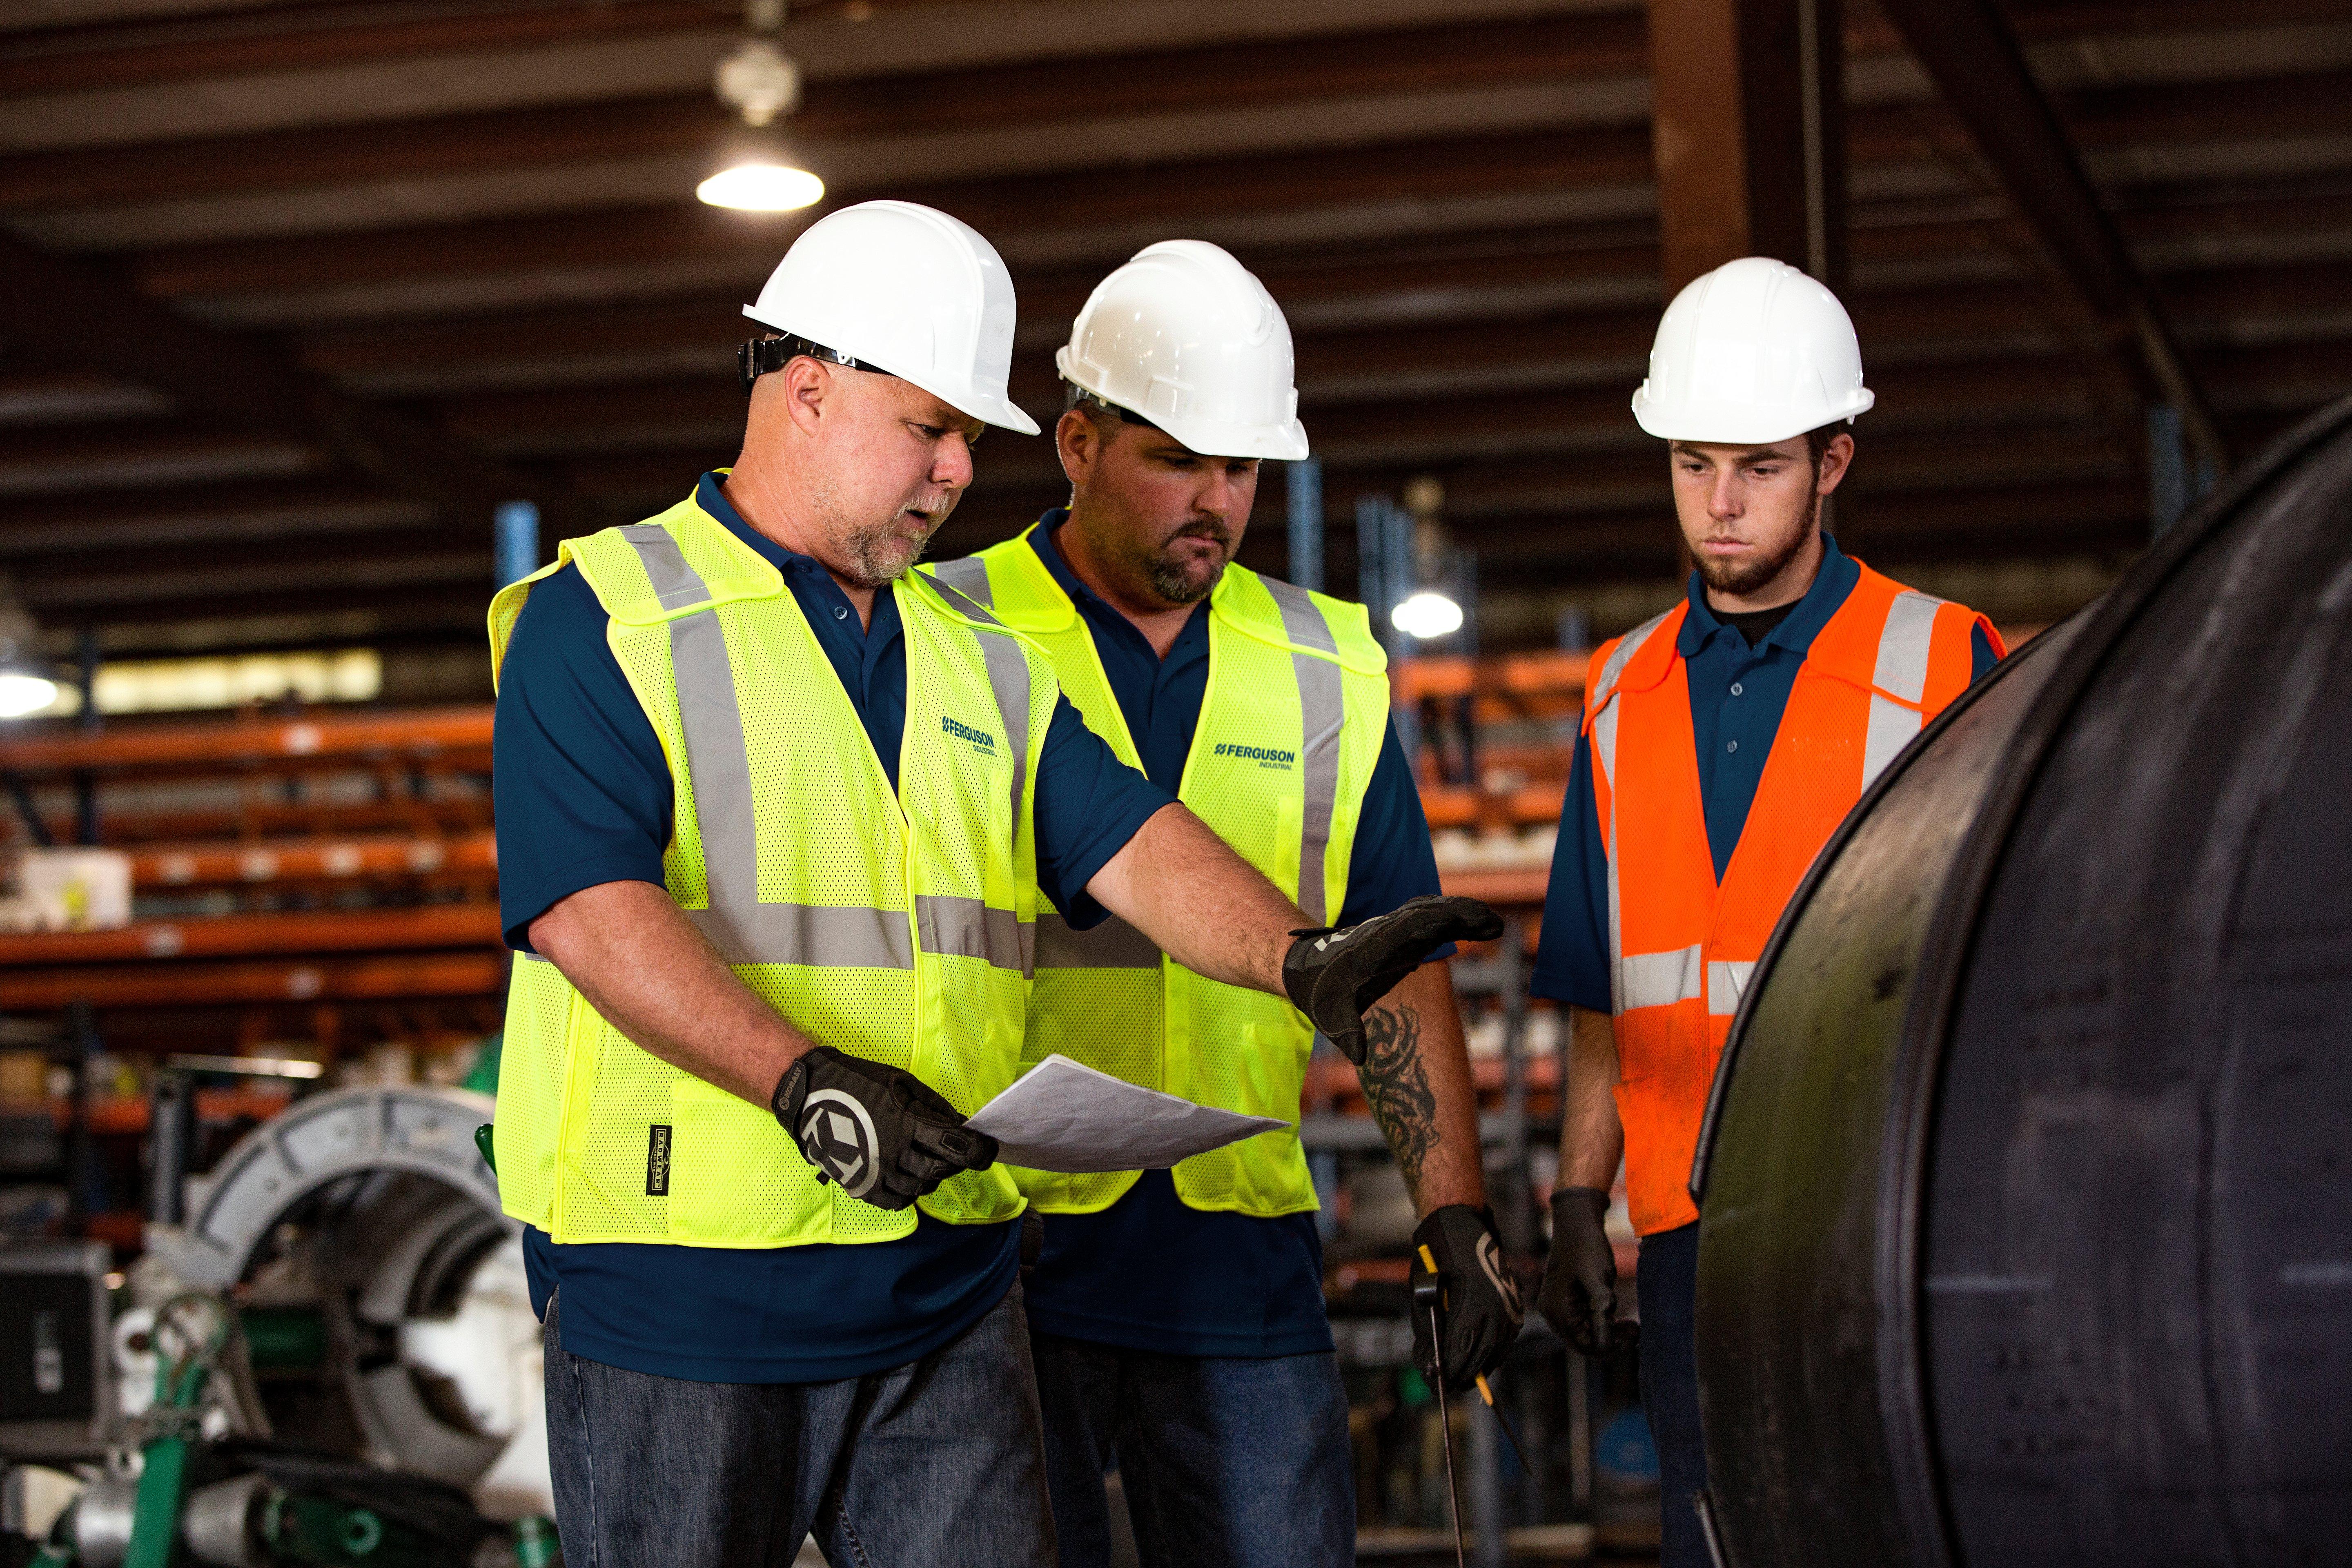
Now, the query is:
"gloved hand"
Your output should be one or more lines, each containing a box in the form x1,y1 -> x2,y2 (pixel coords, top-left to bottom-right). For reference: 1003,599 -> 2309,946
771,1047 -> 998,1212
1283,895 -> 1504,1064
1539,1187 -> 1637,1357
1411,1205 -> 1524,1385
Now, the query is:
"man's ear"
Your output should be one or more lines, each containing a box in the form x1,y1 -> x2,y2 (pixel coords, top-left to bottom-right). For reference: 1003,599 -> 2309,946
1056,407 -> 1099,490
1816,431 -> 1856,497
767,354 -> 831,439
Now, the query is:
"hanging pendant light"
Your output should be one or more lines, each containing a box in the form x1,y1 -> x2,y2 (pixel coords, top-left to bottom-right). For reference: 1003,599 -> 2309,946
0,599 -> 57,719
698,136 -> 824,212
699,2 -> 823,212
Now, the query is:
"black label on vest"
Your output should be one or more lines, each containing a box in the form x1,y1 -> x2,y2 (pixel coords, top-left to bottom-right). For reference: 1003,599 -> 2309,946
646,1125 -> 672,1196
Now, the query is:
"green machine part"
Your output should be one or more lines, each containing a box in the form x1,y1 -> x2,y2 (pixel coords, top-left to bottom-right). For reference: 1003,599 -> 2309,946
238,1308 -> 328,1372
259,1491 -> 439,1568
126,1299 -> 225,1568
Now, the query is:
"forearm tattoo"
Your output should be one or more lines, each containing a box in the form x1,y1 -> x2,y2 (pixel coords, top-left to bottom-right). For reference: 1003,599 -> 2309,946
1359,1002 -> 1439,1197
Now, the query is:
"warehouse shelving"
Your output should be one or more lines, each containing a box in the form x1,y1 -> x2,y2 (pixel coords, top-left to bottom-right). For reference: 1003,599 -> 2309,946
0,707 -> 492,777
2,702 -> 509,1255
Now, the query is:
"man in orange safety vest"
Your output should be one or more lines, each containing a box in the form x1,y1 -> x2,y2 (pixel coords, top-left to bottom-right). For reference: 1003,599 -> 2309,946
1532,258 -> 2004,1568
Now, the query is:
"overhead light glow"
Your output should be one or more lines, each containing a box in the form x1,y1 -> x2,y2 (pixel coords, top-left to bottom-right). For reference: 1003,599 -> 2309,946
0,672 -> 60,719
697,163 -> 824,212
1392,591 -> 1466,640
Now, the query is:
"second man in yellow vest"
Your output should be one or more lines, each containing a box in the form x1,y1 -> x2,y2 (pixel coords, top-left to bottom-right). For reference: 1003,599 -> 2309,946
936,241 -> 1521,1568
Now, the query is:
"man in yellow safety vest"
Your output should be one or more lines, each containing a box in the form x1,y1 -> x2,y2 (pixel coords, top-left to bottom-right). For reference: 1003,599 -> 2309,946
936,240 -> 1523,1568
487,203 -> 1499,1567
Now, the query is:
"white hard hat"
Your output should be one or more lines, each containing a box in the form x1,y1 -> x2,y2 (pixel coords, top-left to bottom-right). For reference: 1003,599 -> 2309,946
1057,239 -> 1309,461
1630,257 -> 1873,445
743,199 -> 1040,435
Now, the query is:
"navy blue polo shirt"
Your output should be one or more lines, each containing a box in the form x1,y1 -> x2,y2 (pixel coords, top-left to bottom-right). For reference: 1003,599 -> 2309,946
492,473 -> 1176,1384
1531,535 -> 1997,1011
1013,510 -> 1450,1359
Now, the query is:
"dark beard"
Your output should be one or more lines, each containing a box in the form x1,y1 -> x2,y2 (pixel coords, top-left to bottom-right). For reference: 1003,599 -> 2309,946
1693,488 -> 1820,597
1129,525 -> 1232,606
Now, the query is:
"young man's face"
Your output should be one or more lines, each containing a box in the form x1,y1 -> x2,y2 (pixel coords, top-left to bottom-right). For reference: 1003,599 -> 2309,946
1667,432 -> 1853,599
1057,407 -> 1260,608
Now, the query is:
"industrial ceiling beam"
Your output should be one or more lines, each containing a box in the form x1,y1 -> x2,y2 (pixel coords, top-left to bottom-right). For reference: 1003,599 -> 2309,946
1871,0 -> 2230,469
126,123 -> 1660,301
0,12 -> 1648,212
1644,0 -> 1848,294
99,73 -> 2336,321
14,0 -> 2343,103
11,21 -> 2343,223
0,227 -> 569,528
0,0 -> 728,97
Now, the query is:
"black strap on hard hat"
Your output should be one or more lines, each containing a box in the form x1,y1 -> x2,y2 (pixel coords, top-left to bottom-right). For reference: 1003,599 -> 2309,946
1064,382 -> 1162,433
738,334 -> 885,396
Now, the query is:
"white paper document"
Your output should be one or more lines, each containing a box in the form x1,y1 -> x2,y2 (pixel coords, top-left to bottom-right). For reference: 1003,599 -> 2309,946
965,1054 -> 1288,1174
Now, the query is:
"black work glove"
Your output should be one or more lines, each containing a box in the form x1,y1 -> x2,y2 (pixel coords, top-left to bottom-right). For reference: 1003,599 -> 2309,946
772,1047 -> 998,1212
1282,895 -> 1504,1064
1411,1205 -> 1525,1385
1539,1187 -> 1637,1357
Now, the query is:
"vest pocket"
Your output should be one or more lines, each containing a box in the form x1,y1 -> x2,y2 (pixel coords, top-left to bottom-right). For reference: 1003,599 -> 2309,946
665,1071 -> 844,1245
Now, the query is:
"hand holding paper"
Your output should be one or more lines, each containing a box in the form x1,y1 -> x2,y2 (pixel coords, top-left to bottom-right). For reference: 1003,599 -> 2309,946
964,1054 -> 1287,1174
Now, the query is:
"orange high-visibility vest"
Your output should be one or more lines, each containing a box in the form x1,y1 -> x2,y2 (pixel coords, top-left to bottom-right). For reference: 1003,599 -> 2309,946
1585,559 -> 2001,1235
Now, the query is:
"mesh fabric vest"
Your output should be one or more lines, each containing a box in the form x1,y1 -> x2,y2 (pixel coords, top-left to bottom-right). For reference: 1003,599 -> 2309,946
928,529 -> 1388,1218
486,490 -> 1058,1247
1586,559 -> 2000,1235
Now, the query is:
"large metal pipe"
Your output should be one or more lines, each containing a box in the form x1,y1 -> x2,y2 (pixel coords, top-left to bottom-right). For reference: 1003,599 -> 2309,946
1691,395 -> 2352,1566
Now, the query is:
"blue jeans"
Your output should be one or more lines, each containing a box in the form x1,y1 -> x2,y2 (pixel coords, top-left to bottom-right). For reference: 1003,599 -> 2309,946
543,1284 -> 1056,1567
1029,1332 -> 1353,1568
1637,1222 -> 1708,1568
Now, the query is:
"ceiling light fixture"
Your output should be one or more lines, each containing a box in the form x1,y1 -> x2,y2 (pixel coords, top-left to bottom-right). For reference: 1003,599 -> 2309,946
701,1 -> 824,213
0,672 -> 58,720
1392,590 -> 1466,641
0,596 -> 55,719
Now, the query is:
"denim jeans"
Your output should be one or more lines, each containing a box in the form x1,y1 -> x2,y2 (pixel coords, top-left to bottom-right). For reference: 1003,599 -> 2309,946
543,1283 -> 1056,1567
1637,1222 -> 1708,1568
1028,1332 -> 1353,1568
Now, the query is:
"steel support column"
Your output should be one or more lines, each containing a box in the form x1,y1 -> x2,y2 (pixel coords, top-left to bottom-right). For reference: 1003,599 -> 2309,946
1645,0 -> 1848,295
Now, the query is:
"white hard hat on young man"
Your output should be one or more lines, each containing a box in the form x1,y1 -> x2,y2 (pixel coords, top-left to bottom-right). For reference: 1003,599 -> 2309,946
1630,256 -> 1873,445
1058,238 -> 1310,461
741,198 -> 1040,434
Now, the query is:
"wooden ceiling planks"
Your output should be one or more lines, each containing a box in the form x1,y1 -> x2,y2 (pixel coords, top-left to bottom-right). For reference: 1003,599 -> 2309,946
0,0 -> 2346,656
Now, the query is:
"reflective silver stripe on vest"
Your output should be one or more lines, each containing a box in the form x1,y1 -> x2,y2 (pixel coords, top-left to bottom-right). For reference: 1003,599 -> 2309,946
1861,591 -> 1944,789
1263,577 -> 1344,925
687,903 -> 915,968
1589,606 -> 1674,722
619,527 -> 919,969
930,577 -> 1033,896
1034,911 -> 1162,970
612,530 -> 762,913
1618,944 -> 1704,1014
1594,608 -> 1673,1014
916,894 -> 1034,974
930,556 -> 995,610
1872,591 -> 1942,702
1707,959 -> 1754,1018
618,523 -> 715,611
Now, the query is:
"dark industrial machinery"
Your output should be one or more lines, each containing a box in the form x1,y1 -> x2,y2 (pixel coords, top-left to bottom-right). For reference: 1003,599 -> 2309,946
1691,395 -> 2352,1567
4,1085 -> 552,1567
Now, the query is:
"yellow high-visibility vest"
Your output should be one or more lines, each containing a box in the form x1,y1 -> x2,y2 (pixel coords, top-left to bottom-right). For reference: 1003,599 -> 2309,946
487,489 -> 1057,1247
927,528 -> 1388,1218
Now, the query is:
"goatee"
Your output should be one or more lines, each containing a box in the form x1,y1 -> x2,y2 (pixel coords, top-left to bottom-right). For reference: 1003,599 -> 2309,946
1136,524 -> 1233,606
1693,489 -> 1820,597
